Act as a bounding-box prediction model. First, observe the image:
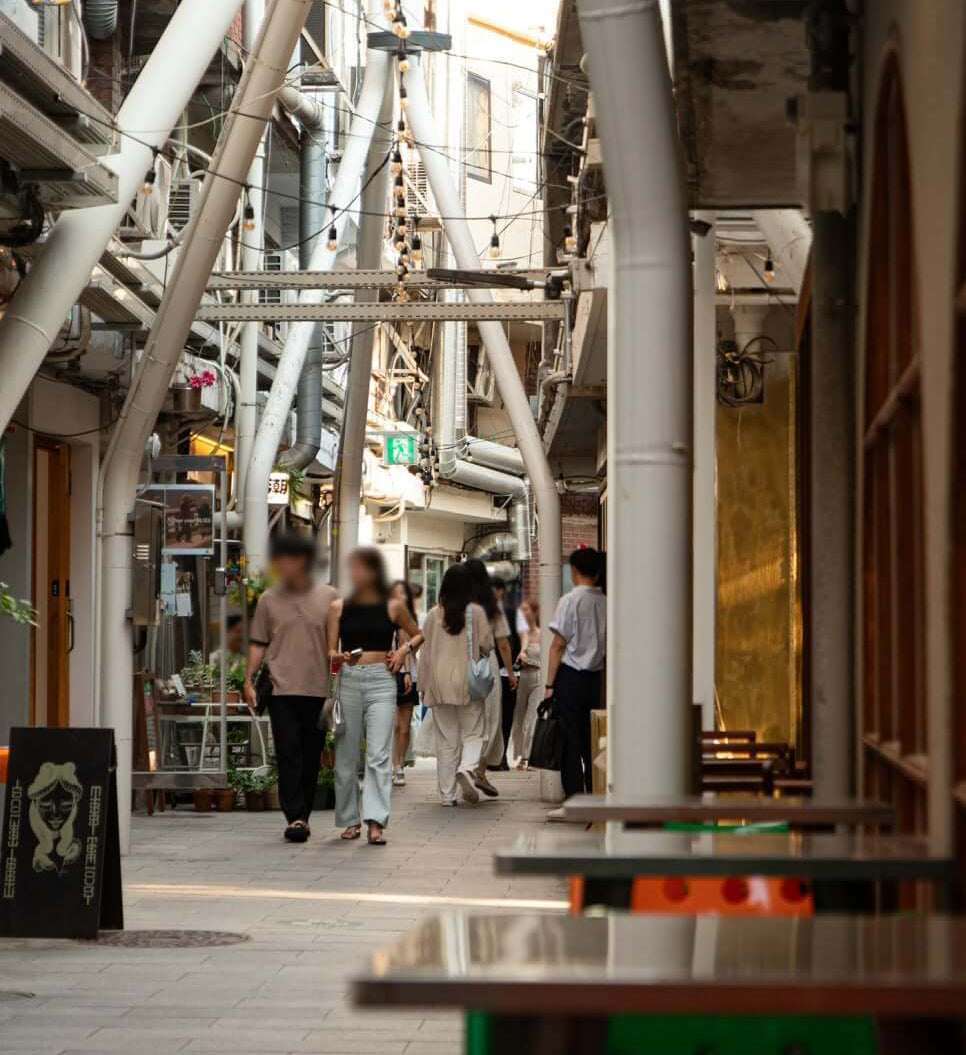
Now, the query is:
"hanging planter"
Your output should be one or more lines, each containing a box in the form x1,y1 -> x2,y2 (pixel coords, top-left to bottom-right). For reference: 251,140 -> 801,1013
170,385 -> 202,413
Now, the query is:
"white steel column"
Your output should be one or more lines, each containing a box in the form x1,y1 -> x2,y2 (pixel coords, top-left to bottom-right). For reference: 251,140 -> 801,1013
332,78 -> 394,584
244,0 -> 392,572
0,0 -> 247,433
692,213 -> 716,731
236,0 -> 267,508
98,0 -> 313,852
578,0 -> 693,797
405,59 -> 562,671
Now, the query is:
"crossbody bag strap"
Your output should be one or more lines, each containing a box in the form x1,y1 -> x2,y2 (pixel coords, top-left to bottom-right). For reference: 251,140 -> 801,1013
465,603 -> 474,662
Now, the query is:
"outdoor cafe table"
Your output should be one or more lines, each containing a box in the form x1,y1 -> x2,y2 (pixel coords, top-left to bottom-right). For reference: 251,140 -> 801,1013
493,829 -> 956,912
560,793 -> 896,829
353,911 -> 966,1054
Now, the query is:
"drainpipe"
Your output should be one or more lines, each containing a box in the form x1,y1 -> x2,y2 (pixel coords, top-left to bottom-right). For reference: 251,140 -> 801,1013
235,0 -> 267,510
97,0 -> 313,853
244,0 -> 392,572
577,0 -> 693,797
276,88 -> 329,472
331,75 -> 395,584
751,209 -> 811,295
0,0 -> 247,435
406,58 -> 562,672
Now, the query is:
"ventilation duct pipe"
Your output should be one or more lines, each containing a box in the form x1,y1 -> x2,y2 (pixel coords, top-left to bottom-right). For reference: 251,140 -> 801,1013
83,0 -> 118,40
439,458 -> 526,498
751,209 -> 811,295
577,0 -> 692,797
465,533 -> 515,561
277,104 -> 328,471
97,0 -> 313,853
406,57 -> 561,668
244,0 -> 392,572
462,436 -> 526,475
0,0 -> 247,434
510,491 -> 532,560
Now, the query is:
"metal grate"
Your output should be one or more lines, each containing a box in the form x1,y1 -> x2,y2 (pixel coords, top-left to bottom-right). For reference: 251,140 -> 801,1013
167,178 -> 197,232
405,157 -> 441,231
94,930 -> 250,948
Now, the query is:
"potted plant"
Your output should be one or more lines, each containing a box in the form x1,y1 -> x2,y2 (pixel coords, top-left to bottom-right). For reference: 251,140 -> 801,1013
181,650 -> 216,702
264,765 -> 280,810
231,768 -> 267,811
214,780 -> 236,811
192,787 -> 214,811
226,656 -> 246,704
314,756 -> 336,811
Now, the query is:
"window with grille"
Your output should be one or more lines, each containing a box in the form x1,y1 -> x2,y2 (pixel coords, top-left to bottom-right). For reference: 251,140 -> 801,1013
861,56 -> 926,834
466,73 -> 492,183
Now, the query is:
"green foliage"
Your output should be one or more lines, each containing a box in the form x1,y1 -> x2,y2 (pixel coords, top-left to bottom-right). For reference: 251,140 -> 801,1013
0,582 -> 36,626
182,649 -> 216,689
226,566 -> 271,608
226,655 -> 247,693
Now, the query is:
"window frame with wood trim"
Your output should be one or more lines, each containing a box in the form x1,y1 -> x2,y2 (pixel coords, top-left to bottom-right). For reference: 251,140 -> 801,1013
465,71 -> 493,184
861,55 -> 927,835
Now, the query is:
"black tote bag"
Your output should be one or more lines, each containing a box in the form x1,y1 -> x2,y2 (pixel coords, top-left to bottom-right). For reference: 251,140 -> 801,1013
528,698 -> 562,771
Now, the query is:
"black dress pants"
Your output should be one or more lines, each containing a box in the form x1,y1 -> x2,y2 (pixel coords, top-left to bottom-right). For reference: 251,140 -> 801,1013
553,665 -> 601,797
499,675 -> 517,765
268,695 -> 325,823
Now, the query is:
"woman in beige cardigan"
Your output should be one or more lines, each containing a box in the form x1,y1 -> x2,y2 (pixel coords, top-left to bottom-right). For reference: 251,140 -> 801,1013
419,563 -> 494,806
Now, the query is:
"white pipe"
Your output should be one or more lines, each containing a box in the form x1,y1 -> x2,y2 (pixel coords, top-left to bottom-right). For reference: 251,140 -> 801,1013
332,76 -> 394,584
751,209 -> 811,296
244,0 -> 392,572
578,0 -> 692,797
441,459 -> 527,497
463,436 -> 526,475
692,212 -> 716,731
97,0 -> 313,853
0,0 -> 246,434
236,0 -> 267,510
406,59 -> 562,674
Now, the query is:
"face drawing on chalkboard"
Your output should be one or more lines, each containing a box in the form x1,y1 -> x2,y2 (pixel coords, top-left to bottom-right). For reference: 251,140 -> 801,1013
27,762 -> 83,875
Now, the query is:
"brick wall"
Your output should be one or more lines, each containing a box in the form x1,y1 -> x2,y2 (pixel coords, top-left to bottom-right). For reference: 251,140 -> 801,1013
87,36 -> 122,115
520,493 -> 600,605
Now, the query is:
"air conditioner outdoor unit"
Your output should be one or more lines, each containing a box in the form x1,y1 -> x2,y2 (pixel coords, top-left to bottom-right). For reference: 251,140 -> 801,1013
168,177 -> 198,232
404,155 -> 442,232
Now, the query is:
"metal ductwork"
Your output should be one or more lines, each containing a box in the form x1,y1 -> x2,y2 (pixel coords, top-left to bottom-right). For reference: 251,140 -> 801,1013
462,435 -> 526,475
83,0 -> 118,39
278,116 -> 327,470
440,458 -> 526,498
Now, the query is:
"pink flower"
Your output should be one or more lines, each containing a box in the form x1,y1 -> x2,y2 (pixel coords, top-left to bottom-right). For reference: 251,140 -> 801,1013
187,370 -> 217,390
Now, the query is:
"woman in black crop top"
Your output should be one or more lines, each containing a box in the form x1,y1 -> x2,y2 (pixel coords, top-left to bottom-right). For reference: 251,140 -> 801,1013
326,548 -> 423,845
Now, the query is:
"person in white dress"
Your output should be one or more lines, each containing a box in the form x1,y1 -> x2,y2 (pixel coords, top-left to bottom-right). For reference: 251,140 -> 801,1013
510,598 -> 542,768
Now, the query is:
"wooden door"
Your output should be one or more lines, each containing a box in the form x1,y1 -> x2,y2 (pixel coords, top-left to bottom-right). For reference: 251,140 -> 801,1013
31,438 -> 71,728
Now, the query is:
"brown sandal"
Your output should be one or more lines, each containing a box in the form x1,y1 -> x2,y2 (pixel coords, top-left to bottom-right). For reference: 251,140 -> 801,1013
341,824 -> 362,840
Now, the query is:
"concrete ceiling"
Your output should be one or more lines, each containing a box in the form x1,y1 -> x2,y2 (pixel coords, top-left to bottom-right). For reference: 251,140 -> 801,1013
671,0 -> 810,208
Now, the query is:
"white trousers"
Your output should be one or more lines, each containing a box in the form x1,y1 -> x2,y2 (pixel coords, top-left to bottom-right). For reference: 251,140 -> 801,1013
477,652 -> 504,769
432,701 -> 485,803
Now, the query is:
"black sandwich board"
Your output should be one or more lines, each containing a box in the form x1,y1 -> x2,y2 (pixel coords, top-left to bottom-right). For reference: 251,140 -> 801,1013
0,727 -> 123,939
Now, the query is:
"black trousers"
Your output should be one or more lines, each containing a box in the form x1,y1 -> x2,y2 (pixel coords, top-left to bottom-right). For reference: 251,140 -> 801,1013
553,665 -> 601,797
267,695 -> 325,823
499,675 -> 517,765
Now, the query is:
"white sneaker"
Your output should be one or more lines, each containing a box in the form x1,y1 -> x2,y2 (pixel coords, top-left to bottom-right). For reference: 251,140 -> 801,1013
392,768 -> 406,787
546,807 -> 569,822
440,799 -> 458,807
456,770 -> 480,804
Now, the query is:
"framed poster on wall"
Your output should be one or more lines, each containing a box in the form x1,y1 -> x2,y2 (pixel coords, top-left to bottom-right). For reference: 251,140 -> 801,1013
143,484 -> 215,556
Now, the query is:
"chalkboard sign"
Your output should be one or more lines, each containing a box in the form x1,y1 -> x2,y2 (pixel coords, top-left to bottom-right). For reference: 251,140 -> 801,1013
0,727 -> 123,939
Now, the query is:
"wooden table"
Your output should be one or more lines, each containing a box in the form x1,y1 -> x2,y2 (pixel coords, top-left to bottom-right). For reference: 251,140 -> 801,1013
354,912 -> 966,1053
561,794 -> 895,829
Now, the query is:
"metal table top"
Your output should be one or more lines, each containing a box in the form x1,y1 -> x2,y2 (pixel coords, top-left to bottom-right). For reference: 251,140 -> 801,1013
560,794 -> 895,828
354,912 -> 966,1017
493,830 -> 954,881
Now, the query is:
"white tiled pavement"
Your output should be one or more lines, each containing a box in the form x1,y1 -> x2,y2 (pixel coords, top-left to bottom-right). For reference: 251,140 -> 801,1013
0,762 -> 567,1055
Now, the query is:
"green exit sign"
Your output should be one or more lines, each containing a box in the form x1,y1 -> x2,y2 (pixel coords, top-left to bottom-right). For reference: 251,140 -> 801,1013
384,434 -> 417,466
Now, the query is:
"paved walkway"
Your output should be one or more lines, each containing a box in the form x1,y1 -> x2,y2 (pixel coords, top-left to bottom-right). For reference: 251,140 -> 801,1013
0,763 -> 566,1054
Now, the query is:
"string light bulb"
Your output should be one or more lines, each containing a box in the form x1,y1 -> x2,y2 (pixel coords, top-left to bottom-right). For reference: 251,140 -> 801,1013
141,167 -> 156,195
327,225 -> 338,251
563,226 -> 576,252
390,149 -> 403,176
394,175 -> 406,199
763,257 -> 775,282
395,203 -> 407,218
488,215 -> 501,259
243,202 -> 256,232
411,233 -> 423,265
399,85 -> 409,110
398,49 -> 410,73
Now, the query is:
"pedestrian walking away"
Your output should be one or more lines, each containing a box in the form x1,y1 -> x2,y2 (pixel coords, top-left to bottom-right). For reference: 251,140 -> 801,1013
510,598 -> 542,768
463,559 -> 516,798
544,548 -> 606,814
490,576 -> 519,770
418,563 -> 494,806
327,549 -> 423,846
390,579 -> 420,786
244,533 -> 337,844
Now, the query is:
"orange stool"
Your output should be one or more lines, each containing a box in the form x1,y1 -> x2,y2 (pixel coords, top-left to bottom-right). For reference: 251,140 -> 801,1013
0,746 -> 8,784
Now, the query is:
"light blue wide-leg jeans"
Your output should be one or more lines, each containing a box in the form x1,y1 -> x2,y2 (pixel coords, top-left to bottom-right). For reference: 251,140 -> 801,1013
334,663 -> 397,828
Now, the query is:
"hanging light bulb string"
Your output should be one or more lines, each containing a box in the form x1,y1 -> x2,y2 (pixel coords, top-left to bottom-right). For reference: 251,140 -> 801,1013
488,214 -> 501,260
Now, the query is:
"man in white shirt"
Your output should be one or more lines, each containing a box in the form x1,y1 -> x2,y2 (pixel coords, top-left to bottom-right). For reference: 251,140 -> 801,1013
545,548 -> 606,802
